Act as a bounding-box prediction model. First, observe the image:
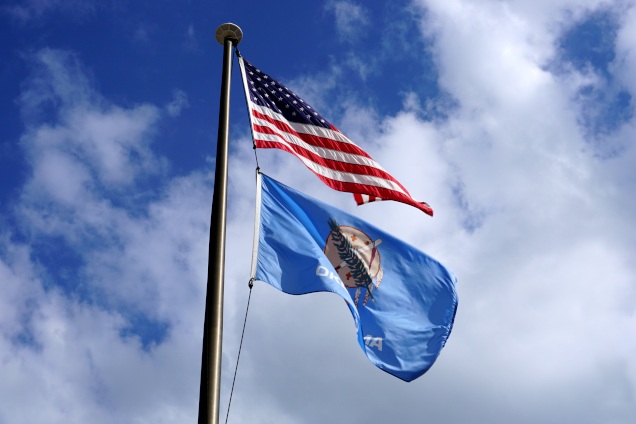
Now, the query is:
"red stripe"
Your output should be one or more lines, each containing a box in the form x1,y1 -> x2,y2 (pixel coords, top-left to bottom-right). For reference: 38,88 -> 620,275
250,106 -> 434,216
353,193 -> 378,204
255,136 -> 433,215
252,109 -> 373,159
314,174 -> 434,216
253,109 -> 413,194
253,130 -> 405,185
252,118 -> 411,194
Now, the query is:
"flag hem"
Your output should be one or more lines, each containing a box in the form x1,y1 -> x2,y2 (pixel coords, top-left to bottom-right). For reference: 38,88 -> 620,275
249,170 -> 263,280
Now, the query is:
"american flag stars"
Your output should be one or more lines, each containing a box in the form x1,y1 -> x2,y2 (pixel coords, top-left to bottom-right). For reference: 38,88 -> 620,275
242,58 -> 332,129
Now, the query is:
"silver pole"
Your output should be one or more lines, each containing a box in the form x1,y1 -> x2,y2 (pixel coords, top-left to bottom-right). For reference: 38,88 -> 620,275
198,22 -> 243,424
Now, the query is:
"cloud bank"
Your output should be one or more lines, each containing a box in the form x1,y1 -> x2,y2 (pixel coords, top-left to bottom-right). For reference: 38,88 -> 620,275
1,1 -> 635,423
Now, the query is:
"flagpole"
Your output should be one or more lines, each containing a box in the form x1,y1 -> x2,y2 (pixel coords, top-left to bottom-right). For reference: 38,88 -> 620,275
198,23 -> 242,424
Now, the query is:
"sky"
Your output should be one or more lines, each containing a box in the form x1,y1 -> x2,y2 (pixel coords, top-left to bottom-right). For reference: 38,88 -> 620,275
1,0 -> 635,423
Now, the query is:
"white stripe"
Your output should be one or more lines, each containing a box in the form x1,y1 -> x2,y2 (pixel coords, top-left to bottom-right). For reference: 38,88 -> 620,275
252,103 -> 358,147
252,115 -> 384,169
360,195 -> 382,203
246,93 -> 410,197
253,131 -> 408,193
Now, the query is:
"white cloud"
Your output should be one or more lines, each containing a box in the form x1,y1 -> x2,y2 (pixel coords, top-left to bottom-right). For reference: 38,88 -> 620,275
183,24 -> 200,52
165,89 -> 189,117
3,1 -> 636,422
19,49 -> 165,205
218,1 -> 636,422
0,49 -> 211,423
2,0 -> 97,22
326,0 -> 371,41
613,5 -> 636,95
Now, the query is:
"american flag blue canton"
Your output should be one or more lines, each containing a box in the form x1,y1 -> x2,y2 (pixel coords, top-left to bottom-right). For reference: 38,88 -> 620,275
242,59 -> 332,129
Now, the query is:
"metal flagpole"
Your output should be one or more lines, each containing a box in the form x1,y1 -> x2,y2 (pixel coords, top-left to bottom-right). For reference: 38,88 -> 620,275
198,22 -> 243,424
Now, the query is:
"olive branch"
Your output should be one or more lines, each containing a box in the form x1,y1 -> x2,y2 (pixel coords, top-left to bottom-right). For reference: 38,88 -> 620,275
328,218 -> 375,301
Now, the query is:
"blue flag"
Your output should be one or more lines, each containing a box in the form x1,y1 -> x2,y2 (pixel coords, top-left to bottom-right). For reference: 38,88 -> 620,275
251,173 -> 458,382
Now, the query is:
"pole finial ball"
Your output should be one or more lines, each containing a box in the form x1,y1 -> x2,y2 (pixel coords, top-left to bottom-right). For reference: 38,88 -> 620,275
215,23 -> 243,45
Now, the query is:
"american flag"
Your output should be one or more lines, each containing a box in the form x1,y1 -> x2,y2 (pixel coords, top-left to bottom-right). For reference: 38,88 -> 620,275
238,56 -> 433,216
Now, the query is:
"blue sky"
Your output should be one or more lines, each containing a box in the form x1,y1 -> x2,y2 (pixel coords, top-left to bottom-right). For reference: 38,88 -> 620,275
1,1 -> 636,423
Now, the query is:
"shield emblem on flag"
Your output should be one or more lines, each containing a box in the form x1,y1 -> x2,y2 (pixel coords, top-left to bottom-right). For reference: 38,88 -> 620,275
323,222 -> 383,306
